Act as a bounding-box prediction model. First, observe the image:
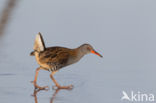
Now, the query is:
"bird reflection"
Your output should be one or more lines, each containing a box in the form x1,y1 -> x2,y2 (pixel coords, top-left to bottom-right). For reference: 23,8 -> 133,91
50,89 -> 60,103
32,89 -> 61,103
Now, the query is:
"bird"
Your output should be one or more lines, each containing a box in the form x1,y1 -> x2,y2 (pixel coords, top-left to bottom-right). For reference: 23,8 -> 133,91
30,32 -> 103,90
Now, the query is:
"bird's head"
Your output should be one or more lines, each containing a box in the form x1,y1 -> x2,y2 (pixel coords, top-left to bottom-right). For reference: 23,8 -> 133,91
79,44 -> 103,58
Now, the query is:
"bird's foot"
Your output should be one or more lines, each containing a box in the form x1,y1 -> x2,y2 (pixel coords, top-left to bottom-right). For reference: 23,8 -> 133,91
52,84 -> 73,90
31,81 -> 49,90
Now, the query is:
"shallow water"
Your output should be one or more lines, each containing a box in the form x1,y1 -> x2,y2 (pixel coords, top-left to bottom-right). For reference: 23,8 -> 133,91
0,0 -> 156,103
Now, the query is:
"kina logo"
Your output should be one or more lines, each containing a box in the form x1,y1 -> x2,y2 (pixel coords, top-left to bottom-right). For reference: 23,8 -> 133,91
121,91 -> 155,102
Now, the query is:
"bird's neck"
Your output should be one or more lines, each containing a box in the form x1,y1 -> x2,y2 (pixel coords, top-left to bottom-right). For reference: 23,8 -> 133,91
75,47 -> 86,59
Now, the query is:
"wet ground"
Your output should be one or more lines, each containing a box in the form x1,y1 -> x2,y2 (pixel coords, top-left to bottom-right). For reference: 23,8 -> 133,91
0,0 -> 156,103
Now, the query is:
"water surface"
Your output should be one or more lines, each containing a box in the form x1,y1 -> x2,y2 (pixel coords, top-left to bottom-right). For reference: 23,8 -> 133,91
0,0 -> 156,103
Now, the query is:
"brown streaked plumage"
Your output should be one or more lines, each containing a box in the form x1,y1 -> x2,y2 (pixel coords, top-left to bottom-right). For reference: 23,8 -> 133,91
30,32 -> 103,90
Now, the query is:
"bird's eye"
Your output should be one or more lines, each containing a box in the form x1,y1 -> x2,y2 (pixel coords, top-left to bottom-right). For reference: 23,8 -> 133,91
87,47 -> 90,51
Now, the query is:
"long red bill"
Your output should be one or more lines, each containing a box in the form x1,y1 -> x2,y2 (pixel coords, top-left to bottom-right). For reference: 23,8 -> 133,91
91,50 -> 103,58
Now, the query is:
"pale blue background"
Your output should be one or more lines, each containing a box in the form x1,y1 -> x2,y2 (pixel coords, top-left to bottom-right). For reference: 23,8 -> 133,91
0,0 -> 156,103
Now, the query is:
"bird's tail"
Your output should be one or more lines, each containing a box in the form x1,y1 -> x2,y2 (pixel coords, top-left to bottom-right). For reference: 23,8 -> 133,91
30,32 -> 46,56
30,51 -> 35,56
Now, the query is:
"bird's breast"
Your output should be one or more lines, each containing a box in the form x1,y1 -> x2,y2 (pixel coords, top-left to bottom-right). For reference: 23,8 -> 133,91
34,52 -> 50,70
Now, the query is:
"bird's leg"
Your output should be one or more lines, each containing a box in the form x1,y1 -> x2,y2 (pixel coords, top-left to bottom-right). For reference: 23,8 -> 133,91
31,67 -> 49,90
50,73 -> 73,89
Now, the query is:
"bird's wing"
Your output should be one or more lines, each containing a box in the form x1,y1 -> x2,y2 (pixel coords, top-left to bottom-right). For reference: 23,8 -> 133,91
39,47 -> 70,68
